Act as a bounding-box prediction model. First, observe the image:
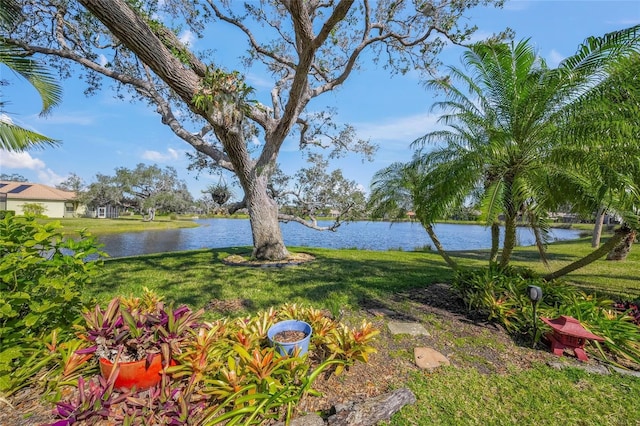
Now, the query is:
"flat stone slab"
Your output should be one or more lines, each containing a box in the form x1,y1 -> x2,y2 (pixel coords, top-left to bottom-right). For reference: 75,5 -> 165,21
387,321 -> 430,336
367,307 -> 397,317
414,347 -> 450,370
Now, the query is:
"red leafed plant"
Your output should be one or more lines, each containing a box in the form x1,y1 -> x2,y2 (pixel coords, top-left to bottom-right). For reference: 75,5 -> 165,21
613,300 -> 640,325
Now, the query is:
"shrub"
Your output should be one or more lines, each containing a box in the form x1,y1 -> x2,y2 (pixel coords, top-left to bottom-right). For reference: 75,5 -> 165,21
0,215 -> 105,394
21,202 -> 47,216
76,289 -> 203,364
453,265 -> 640,366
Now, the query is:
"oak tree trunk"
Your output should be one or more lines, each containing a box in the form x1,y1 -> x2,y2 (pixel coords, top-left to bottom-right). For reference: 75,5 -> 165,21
78,0 -> 294,261
246,175 -> 289,260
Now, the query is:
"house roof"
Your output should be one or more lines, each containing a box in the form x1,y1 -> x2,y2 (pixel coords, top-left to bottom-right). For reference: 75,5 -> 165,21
0,181 -> 76,201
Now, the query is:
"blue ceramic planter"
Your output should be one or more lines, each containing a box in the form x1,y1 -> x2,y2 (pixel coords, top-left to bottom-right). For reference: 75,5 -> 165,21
267,320 -> 312,356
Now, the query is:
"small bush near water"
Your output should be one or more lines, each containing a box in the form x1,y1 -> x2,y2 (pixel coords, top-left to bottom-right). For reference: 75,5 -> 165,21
453,265 -> 640,367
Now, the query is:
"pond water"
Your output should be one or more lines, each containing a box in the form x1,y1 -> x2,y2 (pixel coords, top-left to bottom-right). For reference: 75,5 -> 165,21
98,219 -> 582,258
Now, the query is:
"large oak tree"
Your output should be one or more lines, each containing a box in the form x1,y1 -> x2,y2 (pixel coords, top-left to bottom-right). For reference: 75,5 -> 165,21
4,0 -> 503,259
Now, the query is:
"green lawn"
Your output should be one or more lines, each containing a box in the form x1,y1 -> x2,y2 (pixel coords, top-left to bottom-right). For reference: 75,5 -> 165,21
40,216 -> 199,235
90,236 -> 640,307
396,364 -> 640,426
90,247 -> 455,312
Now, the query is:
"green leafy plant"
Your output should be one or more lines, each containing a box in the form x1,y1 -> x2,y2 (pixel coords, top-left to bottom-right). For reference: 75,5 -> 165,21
49,301 -> 378,425
0,214 -> 104,395
21,202 -> 47,216
453,265 -> 640,366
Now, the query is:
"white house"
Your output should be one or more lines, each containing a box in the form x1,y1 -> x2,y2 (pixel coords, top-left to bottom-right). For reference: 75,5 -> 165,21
0,181 -> 83,218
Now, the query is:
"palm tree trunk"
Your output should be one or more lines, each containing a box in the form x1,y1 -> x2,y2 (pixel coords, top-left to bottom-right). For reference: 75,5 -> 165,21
499,178 -> 517,268
499,214 -> 517,268
544,225 -> 632,281
489,222 -> 499,263
423,223 -> 458,269
591,206 -> 605,247
606,228 -> 636,261
532,225 -> 549,266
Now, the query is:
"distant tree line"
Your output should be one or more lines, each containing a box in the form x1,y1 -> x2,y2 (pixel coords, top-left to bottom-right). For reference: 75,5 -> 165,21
57,165 -> 193,221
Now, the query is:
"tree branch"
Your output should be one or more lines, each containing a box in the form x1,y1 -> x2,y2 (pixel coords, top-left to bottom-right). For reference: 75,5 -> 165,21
278,213 -> 340,231
77,0 -> 201,107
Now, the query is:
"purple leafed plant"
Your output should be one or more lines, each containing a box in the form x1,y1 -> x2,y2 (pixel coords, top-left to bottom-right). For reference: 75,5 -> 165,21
614,300 -> 640,325
76,293 -> 203,364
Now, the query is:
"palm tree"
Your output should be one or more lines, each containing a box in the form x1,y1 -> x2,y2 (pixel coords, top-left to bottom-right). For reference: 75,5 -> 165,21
367,159 -> 458,269
412,27 -> 640,269
544,49 -> 640,274
0,0 -> 61,151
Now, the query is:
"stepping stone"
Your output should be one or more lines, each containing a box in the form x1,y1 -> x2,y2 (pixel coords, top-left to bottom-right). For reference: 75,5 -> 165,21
414,347 -> 450,370
368,307 -> 397,317
387,321 -> 430,336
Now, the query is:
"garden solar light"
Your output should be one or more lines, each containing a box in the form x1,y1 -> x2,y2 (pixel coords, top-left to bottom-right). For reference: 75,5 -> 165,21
527,285 -> 542,303
527,285 -> 542,347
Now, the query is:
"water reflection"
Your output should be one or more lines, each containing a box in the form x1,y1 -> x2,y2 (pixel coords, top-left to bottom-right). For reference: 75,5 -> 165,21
98,219 -> 582,258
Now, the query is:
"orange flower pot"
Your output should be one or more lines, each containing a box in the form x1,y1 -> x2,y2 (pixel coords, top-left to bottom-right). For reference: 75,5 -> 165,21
99,353 -> 167,391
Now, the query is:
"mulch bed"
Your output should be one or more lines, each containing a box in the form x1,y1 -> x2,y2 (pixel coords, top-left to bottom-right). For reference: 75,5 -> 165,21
222,252 -> 316,267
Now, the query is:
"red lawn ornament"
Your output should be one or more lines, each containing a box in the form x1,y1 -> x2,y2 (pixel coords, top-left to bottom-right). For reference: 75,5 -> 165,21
541,315 -> 604,362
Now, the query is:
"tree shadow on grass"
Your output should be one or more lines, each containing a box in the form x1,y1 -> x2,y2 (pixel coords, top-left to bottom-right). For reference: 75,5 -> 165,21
92,247 -> 456,312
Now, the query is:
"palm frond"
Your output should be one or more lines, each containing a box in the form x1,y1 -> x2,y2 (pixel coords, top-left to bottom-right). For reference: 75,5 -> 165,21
0,120 -> 59,151
0,45 -> 63,116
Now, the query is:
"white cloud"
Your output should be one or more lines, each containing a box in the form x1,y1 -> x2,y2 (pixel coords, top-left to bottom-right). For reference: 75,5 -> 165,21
0,150 -> 63,186
36,168 -> 66,186
98,54 -> 108,67
179,30 -> 195,47
0,113 -> 14,125
355,112 -> 441,144
141,147 -> 181,162
0,150 -> 46,170
548,49 -> 565,68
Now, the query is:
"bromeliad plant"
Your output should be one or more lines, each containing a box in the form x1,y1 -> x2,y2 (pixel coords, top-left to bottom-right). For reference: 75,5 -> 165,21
76,289 -> 204,365
49,300 -> 379,425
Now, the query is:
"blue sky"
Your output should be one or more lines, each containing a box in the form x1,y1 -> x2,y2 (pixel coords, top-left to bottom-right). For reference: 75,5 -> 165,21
1,1 -> 639,201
